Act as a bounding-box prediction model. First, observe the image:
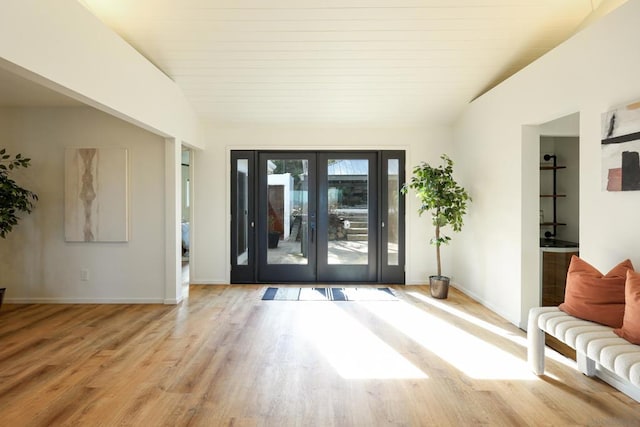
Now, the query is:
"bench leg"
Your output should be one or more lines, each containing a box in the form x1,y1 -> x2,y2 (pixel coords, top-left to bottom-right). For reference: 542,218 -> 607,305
577,352 -> 596,377
528,317 -> 545,375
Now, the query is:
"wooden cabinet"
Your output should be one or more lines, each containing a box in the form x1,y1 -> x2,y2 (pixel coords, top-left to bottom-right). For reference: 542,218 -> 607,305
541,249 -> 579,359
542,250 -> 577,306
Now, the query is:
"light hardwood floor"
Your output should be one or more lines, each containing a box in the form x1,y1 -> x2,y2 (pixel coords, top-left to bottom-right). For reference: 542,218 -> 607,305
1,285 -> 638,426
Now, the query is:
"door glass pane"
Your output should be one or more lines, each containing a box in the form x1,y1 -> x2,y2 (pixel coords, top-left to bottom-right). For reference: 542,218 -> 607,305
387,159 -> 399,266
236,159 -> 248,265
327,159 -> 368,265
267,159 -> 309,265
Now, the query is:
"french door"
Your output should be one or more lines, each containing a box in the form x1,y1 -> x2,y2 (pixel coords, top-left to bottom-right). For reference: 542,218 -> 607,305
231,150 -> 404,284
259,152 -> 317,282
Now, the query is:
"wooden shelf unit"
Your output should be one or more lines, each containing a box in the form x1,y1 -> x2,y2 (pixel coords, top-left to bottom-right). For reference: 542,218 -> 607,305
540,154 -> 566,238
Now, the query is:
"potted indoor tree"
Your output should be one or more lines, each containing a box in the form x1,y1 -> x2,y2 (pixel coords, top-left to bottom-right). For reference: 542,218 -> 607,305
401,154 -> 471,299
0,148 -> 38,309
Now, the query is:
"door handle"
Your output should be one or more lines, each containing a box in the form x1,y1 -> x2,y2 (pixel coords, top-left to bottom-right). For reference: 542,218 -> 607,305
310,213 -> 316,243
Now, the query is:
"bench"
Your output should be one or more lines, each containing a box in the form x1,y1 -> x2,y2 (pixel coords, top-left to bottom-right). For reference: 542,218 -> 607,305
528,306 -> 640,402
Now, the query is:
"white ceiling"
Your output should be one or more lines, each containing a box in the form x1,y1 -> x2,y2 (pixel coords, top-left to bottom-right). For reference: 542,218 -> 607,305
1,1 -> 626,126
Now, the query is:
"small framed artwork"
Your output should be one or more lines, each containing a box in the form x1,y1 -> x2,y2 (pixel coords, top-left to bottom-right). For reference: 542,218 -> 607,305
64,147 -> 128,242
602,101 -> 640,191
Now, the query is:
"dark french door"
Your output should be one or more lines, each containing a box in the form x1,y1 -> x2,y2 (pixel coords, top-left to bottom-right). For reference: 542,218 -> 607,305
231,150 -> 404,284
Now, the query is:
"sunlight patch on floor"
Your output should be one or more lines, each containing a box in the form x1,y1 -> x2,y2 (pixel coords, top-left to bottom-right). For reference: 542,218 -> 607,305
361,299 -> 538,380
407,291 -> 528,348
299,302 -> 428,380
408,292 -> 569,379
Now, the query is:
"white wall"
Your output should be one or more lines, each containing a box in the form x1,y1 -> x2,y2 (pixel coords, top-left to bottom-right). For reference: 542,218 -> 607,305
190,124 -> 450,285
453,0 -> 640,327
0,1 -> 203,303
0,107 -> 167,303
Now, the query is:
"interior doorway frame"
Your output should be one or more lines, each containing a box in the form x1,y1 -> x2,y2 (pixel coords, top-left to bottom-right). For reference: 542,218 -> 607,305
180,146 -> 193,299
520,112 -> 580,328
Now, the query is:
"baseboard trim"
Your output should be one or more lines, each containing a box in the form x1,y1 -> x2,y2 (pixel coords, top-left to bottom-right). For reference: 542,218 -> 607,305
5,297 -> 165,304
189,280 -> 229,285
451,282 -> 520,327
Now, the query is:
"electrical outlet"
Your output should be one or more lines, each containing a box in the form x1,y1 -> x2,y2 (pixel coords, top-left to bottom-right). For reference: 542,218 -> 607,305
80,269 -> 89,281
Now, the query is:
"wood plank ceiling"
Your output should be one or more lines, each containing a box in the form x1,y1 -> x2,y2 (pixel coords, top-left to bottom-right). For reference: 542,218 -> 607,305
78,0 -> 625,126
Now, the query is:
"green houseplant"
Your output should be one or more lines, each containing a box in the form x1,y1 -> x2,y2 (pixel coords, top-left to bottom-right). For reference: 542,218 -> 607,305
0,148 -> 38,309
401,154 -> 471,298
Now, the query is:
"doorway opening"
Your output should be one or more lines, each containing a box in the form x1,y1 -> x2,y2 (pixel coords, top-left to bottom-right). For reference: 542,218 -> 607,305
231,150 -> 405,284
521,113 -> 581,328
181,147 -> 192,293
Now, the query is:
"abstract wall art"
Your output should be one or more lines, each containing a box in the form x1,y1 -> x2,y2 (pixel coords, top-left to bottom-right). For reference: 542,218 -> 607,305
602,101 -> 640,191
65,147 -> 128,242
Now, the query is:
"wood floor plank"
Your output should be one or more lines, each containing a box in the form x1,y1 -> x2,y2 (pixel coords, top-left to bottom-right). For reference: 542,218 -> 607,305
0,285 -> 639,426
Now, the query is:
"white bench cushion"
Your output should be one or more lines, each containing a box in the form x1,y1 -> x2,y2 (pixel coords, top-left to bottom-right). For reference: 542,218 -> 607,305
529,306 -> 640,388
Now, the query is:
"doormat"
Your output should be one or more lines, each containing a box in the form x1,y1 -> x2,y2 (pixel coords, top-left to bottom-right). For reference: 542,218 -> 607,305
262,287 -> 398,301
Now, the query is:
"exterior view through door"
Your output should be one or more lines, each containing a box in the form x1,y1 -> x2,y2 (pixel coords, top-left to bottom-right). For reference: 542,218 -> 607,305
231,150 -> 405,284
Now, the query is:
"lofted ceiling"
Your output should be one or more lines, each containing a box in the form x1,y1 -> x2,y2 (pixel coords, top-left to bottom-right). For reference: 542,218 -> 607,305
13,1 -> 629,125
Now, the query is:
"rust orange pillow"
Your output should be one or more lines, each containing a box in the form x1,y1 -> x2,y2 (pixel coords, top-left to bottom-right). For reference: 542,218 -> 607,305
558,256 -> 633,328
614,270 -> 640,344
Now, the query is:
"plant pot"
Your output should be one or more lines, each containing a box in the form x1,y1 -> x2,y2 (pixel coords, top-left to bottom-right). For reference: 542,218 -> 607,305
268,232 -> 280,249
0,288 -> 5,310
429,276 -> 450,299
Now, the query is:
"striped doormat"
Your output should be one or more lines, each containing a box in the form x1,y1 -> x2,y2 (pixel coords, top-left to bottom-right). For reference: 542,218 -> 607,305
261,287 -> 397,301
